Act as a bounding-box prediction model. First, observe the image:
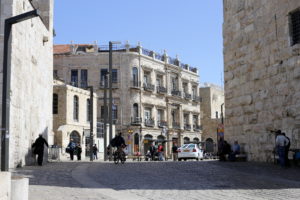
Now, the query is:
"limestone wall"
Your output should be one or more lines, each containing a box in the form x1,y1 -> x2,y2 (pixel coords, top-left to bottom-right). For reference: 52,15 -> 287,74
223,0 -> 300,161
0,0 -> 53,168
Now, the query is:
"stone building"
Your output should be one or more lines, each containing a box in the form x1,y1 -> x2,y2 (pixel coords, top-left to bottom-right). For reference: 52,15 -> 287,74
223,0 -> 300,161
54,42 -> 201,157
200,83 -> 224,153
0,0 -> 53,168
53,80 -> 98,159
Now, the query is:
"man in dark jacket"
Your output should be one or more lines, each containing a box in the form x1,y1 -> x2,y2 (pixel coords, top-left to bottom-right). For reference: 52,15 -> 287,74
149,143 -> 156,161
32,134 -> 49,166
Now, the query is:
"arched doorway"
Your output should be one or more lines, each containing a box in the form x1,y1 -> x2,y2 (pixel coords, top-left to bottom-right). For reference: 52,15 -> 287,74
205,138 -> 214,153
134,133 -> 139,153
144,134 -> 153,155
70,131 -> 80,144
193,137 -> 199,143
183,137 -> 190,144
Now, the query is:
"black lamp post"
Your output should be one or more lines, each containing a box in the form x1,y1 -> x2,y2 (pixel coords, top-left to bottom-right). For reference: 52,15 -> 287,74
86,86 -> 94,161
1,10 -> 40,171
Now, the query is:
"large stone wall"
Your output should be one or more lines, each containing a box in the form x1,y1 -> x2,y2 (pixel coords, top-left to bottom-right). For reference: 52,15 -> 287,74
0,0 -> 53,168
223,0 -> 300,161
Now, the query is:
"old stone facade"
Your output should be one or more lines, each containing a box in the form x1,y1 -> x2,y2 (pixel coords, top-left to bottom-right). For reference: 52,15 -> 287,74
54,43 -> 201,158
0,0 -> 53,168
223,0 -> 300,161
200,84 -> 224,153
53,80 -> 99,159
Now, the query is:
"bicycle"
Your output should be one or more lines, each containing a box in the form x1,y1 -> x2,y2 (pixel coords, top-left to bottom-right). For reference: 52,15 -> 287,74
113,146 -> 126,164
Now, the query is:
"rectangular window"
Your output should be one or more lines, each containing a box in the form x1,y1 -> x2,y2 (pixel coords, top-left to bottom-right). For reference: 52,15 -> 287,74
112,105 -> 118,120
53,70 -> 58,79
101,106 -> 104,119
81,69 -> 88,88
71,70 -> 78,87
184,114 -> 189,124
193,115 -> 198,126
97,122 -> 104,138
87,99 -> 91,122
100,69 -> 108,86
290,9 -> 300,45
112,69 -> 118,83
53,94 -> 58,114
144,109 -> 151,120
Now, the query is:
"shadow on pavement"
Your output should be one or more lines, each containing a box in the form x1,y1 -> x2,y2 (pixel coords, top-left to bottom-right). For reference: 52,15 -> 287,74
15,160 -> 300,190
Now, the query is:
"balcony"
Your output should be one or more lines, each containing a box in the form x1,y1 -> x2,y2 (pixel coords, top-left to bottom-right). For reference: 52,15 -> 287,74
192,95 -> 202,102
184,93 -> 192,100
172,122 -> 180,129
130,80 -> 140,89
193,125 -> 202,131
184,124 -> 191,131
171,90 -> 181,97
156,86 -> 167,94
144,118 -> 155,127
143,83 -> 155,92
131,117 -> 142,125
157,120 -> 167,128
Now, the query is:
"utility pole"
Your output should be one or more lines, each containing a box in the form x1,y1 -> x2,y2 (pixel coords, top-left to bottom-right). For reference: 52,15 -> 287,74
103,73 -> 108,161
1,10 -> 40,171
88,86 -> 94,161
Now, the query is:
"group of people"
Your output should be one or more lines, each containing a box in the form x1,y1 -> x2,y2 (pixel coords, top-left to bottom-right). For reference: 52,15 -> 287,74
66,139 -> 83,160
146,143 -> 165,161
219,140 -> 241,161
275,130 -> 290,168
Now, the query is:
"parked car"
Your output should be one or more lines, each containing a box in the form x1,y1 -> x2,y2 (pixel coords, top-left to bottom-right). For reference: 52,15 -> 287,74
178,143 -> 204,161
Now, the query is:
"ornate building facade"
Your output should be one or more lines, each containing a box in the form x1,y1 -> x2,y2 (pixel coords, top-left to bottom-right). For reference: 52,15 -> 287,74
54,43 -> 201,158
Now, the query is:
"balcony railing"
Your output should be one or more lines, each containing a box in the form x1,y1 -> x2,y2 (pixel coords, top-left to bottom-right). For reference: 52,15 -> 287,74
144,118 -> 155,127
156,86 -> 167,94
168,57 -> 179,66
172,122 -> 180,129
142,48 -> 153,57
143,83 -> 155,92
193,125 -> 202,131
130,80 -> 140,88
192,95 -> 202,102
155,53 -> 164,61
184,124 -> 191,131
171,90 -> 181,97
180,63 -> 188,70
184,93 -> 192,100
190,67 -> 198,73
158,120 -> 167,128
131,117 -> 142,125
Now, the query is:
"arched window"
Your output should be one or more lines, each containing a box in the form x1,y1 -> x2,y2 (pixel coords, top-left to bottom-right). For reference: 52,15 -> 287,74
132,67 -> 138,86
53,93 -> 58,114
87,99 -> 91,122
73,95 -> 79,121
133,103 -> 139,119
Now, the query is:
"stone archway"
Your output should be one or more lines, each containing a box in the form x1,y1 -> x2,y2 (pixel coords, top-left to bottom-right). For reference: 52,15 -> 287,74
144,134 -> 153,155
183,137 -> 190,144
70,130 -> 81,145
193,137 -> 199,143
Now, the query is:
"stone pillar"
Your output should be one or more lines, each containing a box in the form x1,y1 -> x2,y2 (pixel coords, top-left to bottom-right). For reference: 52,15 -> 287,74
0,172 -> 11,200
11,176 -> 29,200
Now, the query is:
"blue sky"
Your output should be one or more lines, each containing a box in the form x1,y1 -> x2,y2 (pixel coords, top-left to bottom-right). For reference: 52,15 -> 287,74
54,0 -> 223,86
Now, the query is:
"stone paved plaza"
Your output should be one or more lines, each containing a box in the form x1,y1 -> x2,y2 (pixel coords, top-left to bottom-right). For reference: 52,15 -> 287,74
14,160 -> 300,200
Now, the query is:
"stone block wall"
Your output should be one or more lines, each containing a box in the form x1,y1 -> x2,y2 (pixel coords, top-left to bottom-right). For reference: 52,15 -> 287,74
0,0 -> 53,168
223,0 -> 300,161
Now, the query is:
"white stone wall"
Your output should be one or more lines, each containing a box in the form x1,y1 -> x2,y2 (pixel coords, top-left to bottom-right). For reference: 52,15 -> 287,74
0,0 -> 53,168
223,0 -> 300,161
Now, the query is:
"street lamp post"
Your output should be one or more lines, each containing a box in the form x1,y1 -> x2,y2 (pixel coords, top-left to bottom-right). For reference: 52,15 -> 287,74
103,72 -> 108,161
1,10 -> 40,171
108,41 -> 120,161
87,86 -> 94,161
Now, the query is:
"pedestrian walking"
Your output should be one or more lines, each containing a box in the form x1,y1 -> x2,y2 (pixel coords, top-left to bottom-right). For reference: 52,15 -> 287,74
275,131 -> 289,168
172,143 -> 178,161
149,143 -> 156,161
93,144 -> 98,160
282,132 -> 291,167
32,134 -> 49,166
158,144 -> 164,161
67,139 -> 76,160
75,143 -> 82,161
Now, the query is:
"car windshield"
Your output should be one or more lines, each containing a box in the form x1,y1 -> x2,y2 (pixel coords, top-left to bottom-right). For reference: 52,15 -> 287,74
187,144 -> 195,148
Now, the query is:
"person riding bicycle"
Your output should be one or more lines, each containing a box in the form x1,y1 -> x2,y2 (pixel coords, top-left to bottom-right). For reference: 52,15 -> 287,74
112,132 -> 126,154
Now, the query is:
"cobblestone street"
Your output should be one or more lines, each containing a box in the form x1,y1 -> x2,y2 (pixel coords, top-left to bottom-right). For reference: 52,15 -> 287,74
15,160 -> 300,200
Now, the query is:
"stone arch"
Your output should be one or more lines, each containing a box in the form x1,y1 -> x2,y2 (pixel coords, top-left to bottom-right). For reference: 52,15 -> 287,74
70,130 -> 81,145
183,137 -> 190,144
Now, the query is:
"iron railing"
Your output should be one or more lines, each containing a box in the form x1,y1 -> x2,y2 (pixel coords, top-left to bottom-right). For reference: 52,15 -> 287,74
158,120 -> 167,128
172,122 -> 180,129
144,118 -> 155,127
184,93 -> 192,100
171,90 -> 181,97
143,83 -> 155,92
156,86 -> 167,94
131,117 -> 142,125
184,124 -> 191,131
